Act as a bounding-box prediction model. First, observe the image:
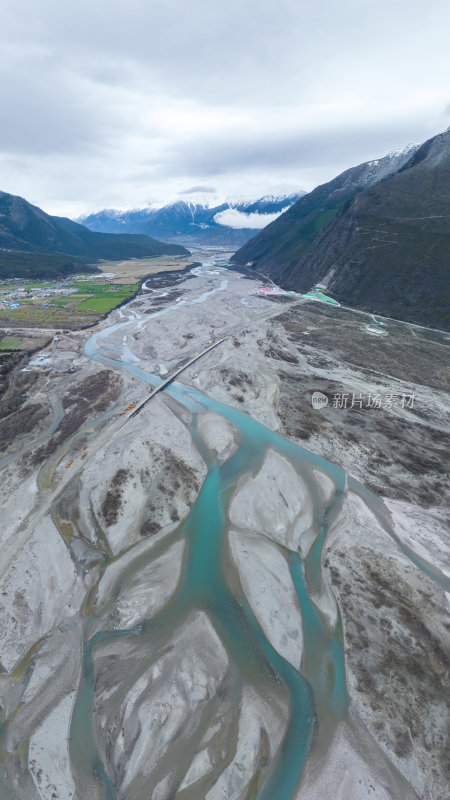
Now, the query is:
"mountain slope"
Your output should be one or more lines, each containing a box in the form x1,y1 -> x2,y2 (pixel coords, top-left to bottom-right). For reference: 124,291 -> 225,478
232,131 -> 450,329
0,250 -> 97,280
0,190 -> 189,267
53,216 -> 189,259
79,195 -> 304,247
231,146 -> 418,280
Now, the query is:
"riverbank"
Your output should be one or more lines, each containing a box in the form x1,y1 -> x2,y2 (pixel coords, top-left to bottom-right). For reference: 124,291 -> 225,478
0,253 -> 448,800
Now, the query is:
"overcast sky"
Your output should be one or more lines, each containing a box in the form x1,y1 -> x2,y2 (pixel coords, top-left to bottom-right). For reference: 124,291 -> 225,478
1,0 -> 449,217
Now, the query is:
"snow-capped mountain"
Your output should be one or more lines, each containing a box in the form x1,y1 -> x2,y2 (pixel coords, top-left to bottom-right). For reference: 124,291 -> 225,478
77,194 -> 305,247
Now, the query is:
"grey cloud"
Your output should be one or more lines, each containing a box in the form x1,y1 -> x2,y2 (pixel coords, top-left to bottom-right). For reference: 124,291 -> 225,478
1,0 -> 309,103
178,186 -> 217,195
1,0 -> 449,213
4,0 -> 449,107
0,49 -> 132,157
157,119 -> 431,180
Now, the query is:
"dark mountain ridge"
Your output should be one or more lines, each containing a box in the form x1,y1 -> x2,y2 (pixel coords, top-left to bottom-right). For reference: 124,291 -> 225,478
0,190 -> 189,278
232,131 -> 450,330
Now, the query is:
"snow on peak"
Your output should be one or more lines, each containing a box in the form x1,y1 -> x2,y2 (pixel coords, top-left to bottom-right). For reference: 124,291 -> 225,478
386,142 -> 418,159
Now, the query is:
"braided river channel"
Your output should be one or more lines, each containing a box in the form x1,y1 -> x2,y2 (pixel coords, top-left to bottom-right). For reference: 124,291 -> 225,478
2,253 -> 445,800
74,257 -> 350,798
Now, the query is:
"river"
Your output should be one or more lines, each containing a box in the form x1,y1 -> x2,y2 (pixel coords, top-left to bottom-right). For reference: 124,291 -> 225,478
65,254 -> 351,798
25,252 -> 441,800
74,252 -> 450,800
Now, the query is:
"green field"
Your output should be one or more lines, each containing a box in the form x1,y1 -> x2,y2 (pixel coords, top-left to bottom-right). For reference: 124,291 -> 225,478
76,293 -> 133,312
0,336 -> 24,350
70,281 -> 138,293
72,282 -> 137,312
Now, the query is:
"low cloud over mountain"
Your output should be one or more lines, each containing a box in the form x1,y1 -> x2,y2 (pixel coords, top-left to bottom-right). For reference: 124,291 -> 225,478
213,207 -> 290,230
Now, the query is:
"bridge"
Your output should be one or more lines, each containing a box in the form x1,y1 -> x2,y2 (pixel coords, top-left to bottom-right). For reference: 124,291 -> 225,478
128,337 -> 226,419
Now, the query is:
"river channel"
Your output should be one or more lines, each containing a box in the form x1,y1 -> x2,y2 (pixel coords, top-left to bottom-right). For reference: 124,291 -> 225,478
66,254 -> 442,798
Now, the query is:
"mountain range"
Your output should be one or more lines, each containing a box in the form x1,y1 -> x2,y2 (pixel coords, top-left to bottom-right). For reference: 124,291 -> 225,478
0,190 -> 189,279
232,131 -> 450,330
78,195 -> 304,247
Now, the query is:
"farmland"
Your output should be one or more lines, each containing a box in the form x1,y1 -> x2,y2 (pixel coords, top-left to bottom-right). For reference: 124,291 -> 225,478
0,278 -> 139,329
70,282 -> 139,313
95,254 -> 195,282
0,336 -> 24,350
0,252 -> 195,330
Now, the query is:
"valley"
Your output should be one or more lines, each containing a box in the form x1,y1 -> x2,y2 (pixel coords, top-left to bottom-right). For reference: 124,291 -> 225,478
0,252 -> 448,800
